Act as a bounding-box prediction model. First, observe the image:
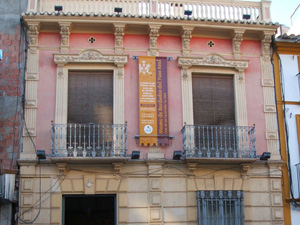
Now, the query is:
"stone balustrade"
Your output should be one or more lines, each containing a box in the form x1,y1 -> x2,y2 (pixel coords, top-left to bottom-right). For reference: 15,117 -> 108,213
26,0 -> 271,22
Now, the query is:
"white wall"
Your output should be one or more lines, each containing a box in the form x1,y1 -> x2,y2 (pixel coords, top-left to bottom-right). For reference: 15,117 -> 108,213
280,53 -> 300,222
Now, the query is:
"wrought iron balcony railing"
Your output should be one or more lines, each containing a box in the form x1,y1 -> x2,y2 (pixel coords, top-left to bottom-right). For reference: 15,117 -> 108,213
26,0 -> 270,22
51,123 -> 127,157
181,125 -> 256,158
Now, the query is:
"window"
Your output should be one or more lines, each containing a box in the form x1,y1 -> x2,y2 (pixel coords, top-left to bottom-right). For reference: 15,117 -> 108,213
68,71 -> 113,124
192,74 -> 235,126
197,190 -> 244,225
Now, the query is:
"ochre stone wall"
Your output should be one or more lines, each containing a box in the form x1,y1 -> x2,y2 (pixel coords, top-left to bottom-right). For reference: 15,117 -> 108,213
18,162 -> 284,225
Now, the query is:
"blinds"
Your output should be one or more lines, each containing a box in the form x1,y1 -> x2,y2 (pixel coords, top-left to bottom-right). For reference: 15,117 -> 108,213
68,71 -> 113,125
192,74 -> 235,126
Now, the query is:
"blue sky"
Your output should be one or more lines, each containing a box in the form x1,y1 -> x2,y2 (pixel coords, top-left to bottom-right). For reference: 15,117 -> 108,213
270,0 -> 300,27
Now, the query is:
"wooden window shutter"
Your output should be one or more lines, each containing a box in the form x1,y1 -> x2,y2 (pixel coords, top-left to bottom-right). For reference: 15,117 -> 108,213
68,71 -> 113,124
192,74 -> 235,126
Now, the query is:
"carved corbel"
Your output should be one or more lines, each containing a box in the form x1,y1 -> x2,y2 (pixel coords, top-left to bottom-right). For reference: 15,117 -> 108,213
59,22 -> 71,53
57,163 -> 67,173
261,32 -> 273,62
181,66 -> 191,80
241,164 -> 250,180
27,23 -> 40,54
187,163 -> 197,172
114,24 -> 125,54
181,27 -> 193,56
113,163 -> 123,174
232,30 -> 245,59
116,63 -> 124,79
237,69 -> 245,82
148,25 -> 161,56
57,64 -> 65,79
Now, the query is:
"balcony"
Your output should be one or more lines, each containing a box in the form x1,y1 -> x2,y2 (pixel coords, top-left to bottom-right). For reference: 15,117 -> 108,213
51,123 -> 127,158
26,0 -> 270,22
182,125 -> 256,160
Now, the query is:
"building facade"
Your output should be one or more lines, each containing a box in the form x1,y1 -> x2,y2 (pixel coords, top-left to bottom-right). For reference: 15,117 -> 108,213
274,34 -> 300,225
19,0 -> 284,224
0,1 -> 28,225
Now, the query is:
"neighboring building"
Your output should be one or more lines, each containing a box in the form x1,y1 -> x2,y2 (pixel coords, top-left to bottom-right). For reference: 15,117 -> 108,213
19,0 -> 283,225
0,1 -> 28,225
274,34 -> 300,225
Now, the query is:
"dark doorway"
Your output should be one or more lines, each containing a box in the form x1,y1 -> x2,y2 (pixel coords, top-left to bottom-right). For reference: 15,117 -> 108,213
63,195 -> 115,225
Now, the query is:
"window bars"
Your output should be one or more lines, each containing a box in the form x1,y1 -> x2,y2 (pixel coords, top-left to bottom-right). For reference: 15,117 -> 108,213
197,190 -> 244,225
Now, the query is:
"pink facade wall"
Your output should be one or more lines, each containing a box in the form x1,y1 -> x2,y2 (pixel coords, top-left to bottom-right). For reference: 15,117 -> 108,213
35,33 -> 267,157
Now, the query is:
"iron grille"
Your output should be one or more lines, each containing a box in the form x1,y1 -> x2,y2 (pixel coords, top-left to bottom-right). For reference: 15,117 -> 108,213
197,190 -> 244,225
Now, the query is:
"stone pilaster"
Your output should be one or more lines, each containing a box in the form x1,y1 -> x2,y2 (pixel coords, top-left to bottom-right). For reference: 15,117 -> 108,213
114,63 -> 125,124
114,24 -> 125,54
148,25 -> 161,56
182,27 -> 193,56
261,32 -> 280,160
22,22 -> 40,159
59,22 -> 71,53
232,29 -> 245,59
148,163 -> 164,223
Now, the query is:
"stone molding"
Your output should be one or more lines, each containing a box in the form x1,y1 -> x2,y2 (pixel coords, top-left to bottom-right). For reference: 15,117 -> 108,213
53,49 -> 127,125
22,22 -> 40,158
59,22 -> 71,53
148,25 -> 161,56
114,24 -> 125,54
181,26 -> 194,56
232,29 -> 245,59
54,49 -> 128,65
178,54 -> 248,71
260,31 -> 280,160
178,54 -> 249,126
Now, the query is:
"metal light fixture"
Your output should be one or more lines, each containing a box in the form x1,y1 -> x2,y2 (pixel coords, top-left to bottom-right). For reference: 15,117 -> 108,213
173,151 -> 182,160
260,152 -> 271,160
114,7 -> 122,14
37,150 -> 46,160
55,5 -> 63,12
131,151 -> 140,159
184,10 -> 192,16
242,14 -> 251,20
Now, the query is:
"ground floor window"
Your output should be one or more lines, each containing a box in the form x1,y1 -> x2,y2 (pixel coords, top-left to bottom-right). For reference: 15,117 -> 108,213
63,195 -> 116,225
197,190 -> 244,225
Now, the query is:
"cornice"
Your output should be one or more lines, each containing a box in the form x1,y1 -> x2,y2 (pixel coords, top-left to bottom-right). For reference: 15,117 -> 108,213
53,49 -> 128,65
275,41 -> 300,55
178,54 -> 249,71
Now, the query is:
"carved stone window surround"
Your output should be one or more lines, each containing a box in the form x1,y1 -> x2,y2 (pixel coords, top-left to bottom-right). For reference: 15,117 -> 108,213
178,54 -> 249,126
53,49 -> 128,125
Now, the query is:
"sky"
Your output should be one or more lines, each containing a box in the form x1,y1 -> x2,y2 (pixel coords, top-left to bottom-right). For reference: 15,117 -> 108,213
270,0 -> 300,27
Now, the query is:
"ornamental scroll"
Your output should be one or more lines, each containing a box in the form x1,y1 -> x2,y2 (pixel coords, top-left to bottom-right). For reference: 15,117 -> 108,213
139,56 -> 169,146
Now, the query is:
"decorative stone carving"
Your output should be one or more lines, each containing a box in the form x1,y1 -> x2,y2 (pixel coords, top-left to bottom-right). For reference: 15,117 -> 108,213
54,49 -> 128,65
59,23 -> 71,53
178,54 -> 248,71
232,30 -> 245,59
187,163 -> 197,172
114,24 -> 125,54
27,23 -> 39,54
241,165 -> 250,179
116,64 -> 124,79
113,163 -> 123,174
148,25 -> 161,56
182,27 -> 193,56
57,65 -> 64,79
56,163 -> 67,173
261,32 -> 273,61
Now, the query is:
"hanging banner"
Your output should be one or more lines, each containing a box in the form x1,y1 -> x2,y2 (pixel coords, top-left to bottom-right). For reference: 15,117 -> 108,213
139,56 -> 169,146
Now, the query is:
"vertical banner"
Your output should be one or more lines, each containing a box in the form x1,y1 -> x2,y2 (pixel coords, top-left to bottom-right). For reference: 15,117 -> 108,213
139,56 -> 169,146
